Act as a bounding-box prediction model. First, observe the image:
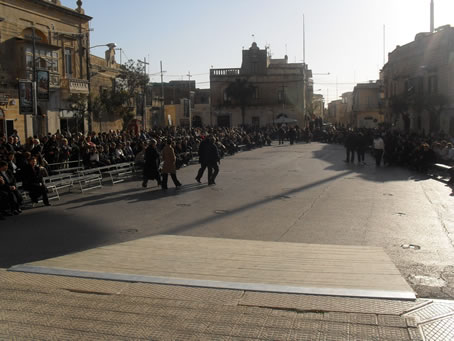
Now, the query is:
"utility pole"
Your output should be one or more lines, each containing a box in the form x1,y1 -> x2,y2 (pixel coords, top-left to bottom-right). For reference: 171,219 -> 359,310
187,71 -> 192,130
31,26 -> 38,137
160,61 -> 165,127
383,25 -> 386,65
138,58 -> 149,131
303,14 -> 306,64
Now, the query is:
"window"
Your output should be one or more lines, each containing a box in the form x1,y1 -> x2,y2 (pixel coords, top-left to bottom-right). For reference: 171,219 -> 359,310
278,90 -> 285,104
223,90 -> 230,104
65,48 -> 73,77
50,52 -> 58,72
428,75 -> 438,93
24,46 -> 58,73
26,54 -> 33,69
254,87 -> 259,99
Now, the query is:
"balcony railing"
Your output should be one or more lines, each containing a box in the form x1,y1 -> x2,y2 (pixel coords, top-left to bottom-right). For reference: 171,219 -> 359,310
61,78 -> 89,94
210,68 -> 241,77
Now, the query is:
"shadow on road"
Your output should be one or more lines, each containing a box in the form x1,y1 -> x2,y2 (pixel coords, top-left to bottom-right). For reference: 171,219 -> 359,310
158,170 -> 353,236
0,211 -> 109,268
65,183 -> 206,210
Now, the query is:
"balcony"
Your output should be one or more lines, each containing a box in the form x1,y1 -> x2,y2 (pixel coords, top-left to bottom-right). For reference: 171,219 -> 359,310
210,68 -> 241,77
61,78 -> 89,94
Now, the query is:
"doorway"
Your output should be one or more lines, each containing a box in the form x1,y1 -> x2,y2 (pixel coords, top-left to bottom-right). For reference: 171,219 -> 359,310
6,120 -> 14,137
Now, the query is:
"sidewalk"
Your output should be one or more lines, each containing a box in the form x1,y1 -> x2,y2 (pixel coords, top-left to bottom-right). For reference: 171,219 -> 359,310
1,235 -> 453,340
1,270 -> 425,341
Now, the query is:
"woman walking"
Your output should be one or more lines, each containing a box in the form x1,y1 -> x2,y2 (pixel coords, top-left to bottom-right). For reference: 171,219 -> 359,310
161,139 -> 182,190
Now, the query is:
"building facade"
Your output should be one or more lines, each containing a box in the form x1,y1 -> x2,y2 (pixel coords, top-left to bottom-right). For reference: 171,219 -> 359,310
312,93 -> 325,119
0,0 -> 92,140
352,82 -> 383,128
210,42 -> 313,127
89,48 -> 123,133
382,25 -> 454,134
147,81 -> 211,128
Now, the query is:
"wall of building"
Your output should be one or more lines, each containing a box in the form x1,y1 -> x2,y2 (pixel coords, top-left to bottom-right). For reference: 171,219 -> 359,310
0,0 -> 91,139
383,26 -> 454,134
89,54 -> 123,132
210,43 -> 311,128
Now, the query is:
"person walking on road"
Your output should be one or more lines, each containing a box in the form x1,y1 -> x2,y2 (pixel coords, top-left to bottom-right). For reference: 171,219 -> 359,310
195,136 -> 210,183
142,139 -> 161,188
161,139 -> 182,190
278,126 -> 286,145
206,136 -> 220,185
373,134 -> 385,166
344,130 -> 356,163
356,131 -> 368,165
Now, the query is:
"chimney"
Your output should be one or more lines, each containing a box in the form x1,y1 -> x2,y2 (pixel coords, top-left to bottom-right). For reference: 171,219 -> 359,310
430,0 -> 434,33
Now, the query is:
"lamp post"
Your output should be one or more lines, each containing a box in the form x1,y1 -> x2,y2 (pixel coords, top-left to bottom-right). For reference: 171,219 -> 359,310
86,41 -> 116,133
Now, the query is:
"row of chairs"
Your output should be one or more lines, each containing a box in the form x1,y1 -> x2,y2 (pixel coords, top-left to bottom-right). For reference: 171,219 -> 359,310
17,162 -> 136,205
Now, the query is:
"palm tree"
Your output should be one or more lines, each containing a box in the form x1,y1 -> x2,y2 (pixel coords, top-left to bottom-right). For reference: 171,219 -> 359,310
225,78 -> 255,126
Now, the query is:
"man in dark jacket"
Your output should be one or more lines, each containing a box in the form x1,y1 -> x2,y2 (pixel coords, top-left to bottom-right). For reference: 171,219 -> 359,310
195,136 -> 210,183
142,139 -> 161,188
205,136 -> 220,185
0,160 -> 23,214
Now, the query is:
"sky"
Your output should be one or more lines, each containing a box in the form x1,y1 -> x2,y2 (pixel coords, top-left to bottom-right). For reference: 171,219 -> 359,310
62,0 -> 454,104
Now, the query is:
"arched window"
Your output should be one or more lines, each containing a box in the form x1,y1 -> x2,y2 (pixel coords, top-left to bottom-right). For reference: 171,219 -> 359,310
22,28 -> 48,44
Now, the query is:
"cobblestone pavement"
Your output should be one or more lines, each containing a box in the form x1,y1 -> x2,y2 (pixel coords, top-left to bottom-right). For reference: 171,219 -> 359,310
0,270 -> 432,341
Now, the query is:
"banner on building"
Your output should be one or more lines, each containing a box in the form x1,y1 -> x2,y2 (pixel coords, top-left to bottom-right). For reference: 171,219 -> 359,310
36,70 -> 49,100
18,80 -> 33,114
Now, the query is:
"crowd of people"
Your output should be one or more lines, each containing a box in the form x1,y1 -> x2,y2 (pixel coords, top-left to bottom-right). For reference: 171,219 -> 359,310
0,126 -> 279,219
312,126 -> 454,179
2,123 -> 453,219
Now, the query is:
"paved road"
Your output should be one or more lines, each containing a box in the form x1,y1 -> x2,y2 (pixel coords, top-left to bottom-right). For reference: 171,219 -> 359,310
2,142 -> 454,299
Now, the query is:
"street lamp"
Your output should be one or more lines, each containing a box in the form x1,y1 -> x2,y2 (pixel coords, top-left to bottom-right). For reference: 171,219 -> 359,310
86,42 -> 116,133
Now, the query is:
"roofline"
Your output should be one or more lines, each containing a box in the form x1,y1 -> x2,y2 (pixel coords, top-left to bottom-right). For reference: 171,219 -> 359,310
28,0 -> 92,21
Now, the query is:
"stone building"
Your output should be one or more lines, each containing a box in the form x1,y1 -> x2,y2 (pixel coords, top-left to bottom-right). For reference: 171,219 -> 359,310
352,82 -> 383,128
382,25 -> 454,134
338,92 -> 353,126
148,80 -> 211,128
326,100 -> 344,125
89,48 -> 122,133
0,0 -> 92,140
311,93 -> 324,119
210,42 -> 313,127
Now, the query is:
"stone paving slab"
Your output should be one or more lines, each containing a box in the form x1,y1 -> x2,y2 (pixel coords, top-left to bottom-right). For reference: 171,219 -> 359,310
10,235 -> 415,299
0,270 -> 424,341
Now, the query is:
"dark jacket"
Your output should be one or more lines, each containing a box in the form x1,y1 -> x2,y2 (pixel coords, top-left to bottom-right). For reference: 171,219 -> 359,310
205,142 -> 220,166
198,138 -> 210,164
22,164 -> 44,189
143,145 -> 160,180
0,169 -> 17,188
